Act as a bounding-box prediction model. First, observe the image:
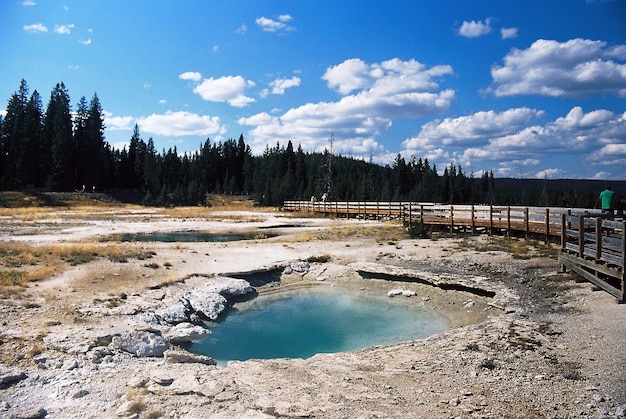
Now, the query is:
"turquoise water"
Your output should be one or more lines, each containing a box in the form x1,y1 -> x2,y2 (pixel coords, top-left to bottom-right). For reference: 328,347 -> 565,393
189,288 -> 449,363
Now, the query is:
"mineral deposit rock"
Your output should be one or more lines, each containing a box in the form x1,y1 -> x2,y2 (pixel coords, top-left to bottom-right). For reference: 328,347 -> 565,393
162,322 -> 211,344
111,331 -> 169,357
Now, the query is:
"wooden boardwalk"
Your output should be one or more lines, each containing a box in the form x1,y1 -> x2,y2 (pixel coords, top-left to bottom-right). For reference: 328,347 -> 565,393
283,200 -> 625,302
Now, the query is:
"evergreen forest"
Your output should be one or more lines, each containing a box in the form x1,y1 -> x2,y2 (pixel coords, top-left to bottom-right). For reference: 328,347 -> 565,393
0,80 -> 602,208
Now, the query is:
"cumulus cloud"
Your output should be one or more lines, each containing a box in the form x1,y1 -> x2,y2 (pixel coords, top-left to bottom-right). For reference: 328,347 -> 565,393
79,38 -> 92,45
193,76 -> 256,107
490,38 -> 626,97
403,106 -> 626,178
179,71 -> 202,82
500,27 -> 518,39
269,76 -> 301,95
240,57 -> 455,156
458,19 -> 492,38
103,112 -> 133,131
180,71 -> 256,107
137,111 -> 224,137
403,108 -> 544,151
54,24 -> 75,35
256,15 -> 294,32
589,143 -> 626,166
23,23 -> 47,33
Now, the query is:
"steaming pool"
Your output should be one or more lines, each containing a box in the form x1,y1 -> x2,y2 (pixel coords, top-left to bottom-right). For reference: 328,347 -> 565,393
189,286 -> 450,365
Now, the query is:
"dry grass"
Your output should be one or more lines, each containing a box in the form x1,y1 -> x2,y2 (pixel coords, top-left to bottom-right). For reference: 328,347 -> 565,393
285,222 -> 407,243
456,236 -> 557,259
0,240 -> 157,298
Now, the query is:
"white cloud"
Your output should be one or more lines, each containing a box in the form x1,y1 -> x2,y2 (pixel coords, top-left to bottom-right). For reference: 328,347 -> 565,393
323,57 -> 453,98
490,38 -> 626,97
269,76 -> 301,95
534,168 -> 565,179
458,19 -> 492,38
424,107 -> 626,176
21,1 -> 36,6
500,27 -> 518,39
158,99 -> 167,104
236,24 -> 247,35
402,108 -> 544,152
23,23 -> 47,33
54,24 -> 75,35
589,143 -> 626,166
256,15 -> 294,33
240,57 -> 455,156
103,112 -> 133,131
192,76 -> 256,107
137,111 -> 224,137
79,38 -> 92,45
179,71 -> 202,82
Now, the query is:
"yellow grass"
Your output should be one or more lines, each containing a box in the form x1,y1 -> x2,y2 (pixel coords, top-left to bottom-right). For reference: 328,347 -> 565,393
0,240 -> 158,298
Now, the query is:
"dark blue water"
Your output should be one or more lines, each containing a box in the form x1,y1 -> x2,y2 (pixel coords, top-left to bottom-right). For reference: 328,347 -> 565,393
189,288 -> 449,363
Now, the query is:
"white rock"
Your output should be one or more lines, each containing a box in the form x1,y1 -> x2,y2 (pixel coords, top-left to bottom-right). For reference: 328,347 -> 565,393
211,276 -> 254,297
162,322 -> 211,344
164,350 -> 216,365
155,302 -> 189,325
291,261 -> 310,273
401,289 -> 416,297
387,288 -> 405,297
184,290 -> 227,321
111,331 -> 169,357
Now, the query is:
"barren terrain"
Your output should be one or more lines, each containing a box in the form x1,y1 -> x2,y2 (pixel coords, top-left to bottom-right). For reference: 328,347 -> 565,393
0,200 -> 625,418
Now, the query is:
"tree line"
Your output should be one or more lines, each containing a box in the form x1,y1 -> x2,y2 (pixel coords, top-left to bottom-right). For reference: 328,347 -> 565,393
0,80 -> 598,208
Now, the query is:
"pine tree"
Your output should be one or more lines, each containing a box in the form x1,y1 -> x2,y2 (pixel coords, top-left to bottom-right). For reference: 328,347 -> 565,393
45,83 -> 75,191
86,94 -> 106,190
1,79 -> 29,188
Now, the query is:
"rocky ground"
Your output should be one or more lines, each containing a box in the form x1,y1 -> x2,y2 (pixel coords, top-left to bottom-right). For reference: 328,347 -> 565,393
0,207 -> 625,418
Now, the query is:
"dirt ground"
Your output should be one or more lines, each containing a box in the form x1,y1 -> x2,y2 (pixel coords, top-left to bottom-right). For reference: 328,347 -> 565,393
0,206 -> 625,418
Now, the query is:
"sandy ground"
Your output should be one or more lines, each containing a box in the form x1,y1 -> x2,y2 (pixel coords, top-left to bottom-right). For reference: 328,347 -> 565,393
1,208 -> 625,418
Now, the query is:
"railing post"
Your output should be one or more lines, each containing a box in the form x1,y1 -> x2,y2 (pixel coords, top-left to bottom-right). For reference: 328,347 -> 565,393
471,205 -> 475,234
545,208 -> 550,243
507,207 -> 511,238
524,207 -> 529,239
489,205 -> 493,236
595,216 -> 602,262
420,204 -> 424,223
617,221 -> 626,304
578,215 -> 585,258
449,205 -> 454,234
560,213 -> 567,273
408,202 -> 412,226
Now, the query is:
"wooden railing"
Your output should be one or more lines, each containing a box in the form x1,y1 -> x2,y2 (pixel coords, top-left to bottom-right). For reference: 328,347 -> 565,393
559,214 -> 625,302
283,200 -> 625,302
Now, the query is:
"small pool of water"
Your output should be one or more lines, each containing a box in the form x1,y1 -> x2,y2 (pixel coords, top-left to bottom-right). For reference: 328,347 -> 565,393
114,231 -> 273,242
189,288 -> 449,364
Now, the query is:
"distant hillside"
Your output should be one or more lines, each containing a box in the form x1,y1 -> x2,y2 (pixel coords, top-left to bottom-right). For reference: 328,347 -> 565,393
495,178 -> 626,195
494,178 -> 626,208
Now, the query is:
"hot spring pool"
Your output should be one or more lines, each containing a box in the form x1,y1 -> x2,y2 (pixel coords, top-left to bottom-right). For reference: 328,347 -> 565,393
189,287 -> 450,364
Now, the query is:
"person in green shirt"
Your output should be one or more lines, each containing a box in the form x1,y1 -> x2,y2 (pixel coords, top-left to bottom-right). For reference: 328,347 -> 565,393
599,186 -> 616,219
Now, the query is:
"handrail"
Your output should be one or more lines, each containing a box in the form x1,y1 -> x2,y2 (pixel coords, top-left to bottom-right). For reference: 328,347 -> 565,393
283,200 -> 625,302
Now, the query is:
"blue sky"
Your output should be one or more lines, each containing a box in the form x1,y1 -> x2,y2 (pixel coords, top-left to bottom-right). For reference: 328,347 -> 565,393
2,0 -> 626,180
